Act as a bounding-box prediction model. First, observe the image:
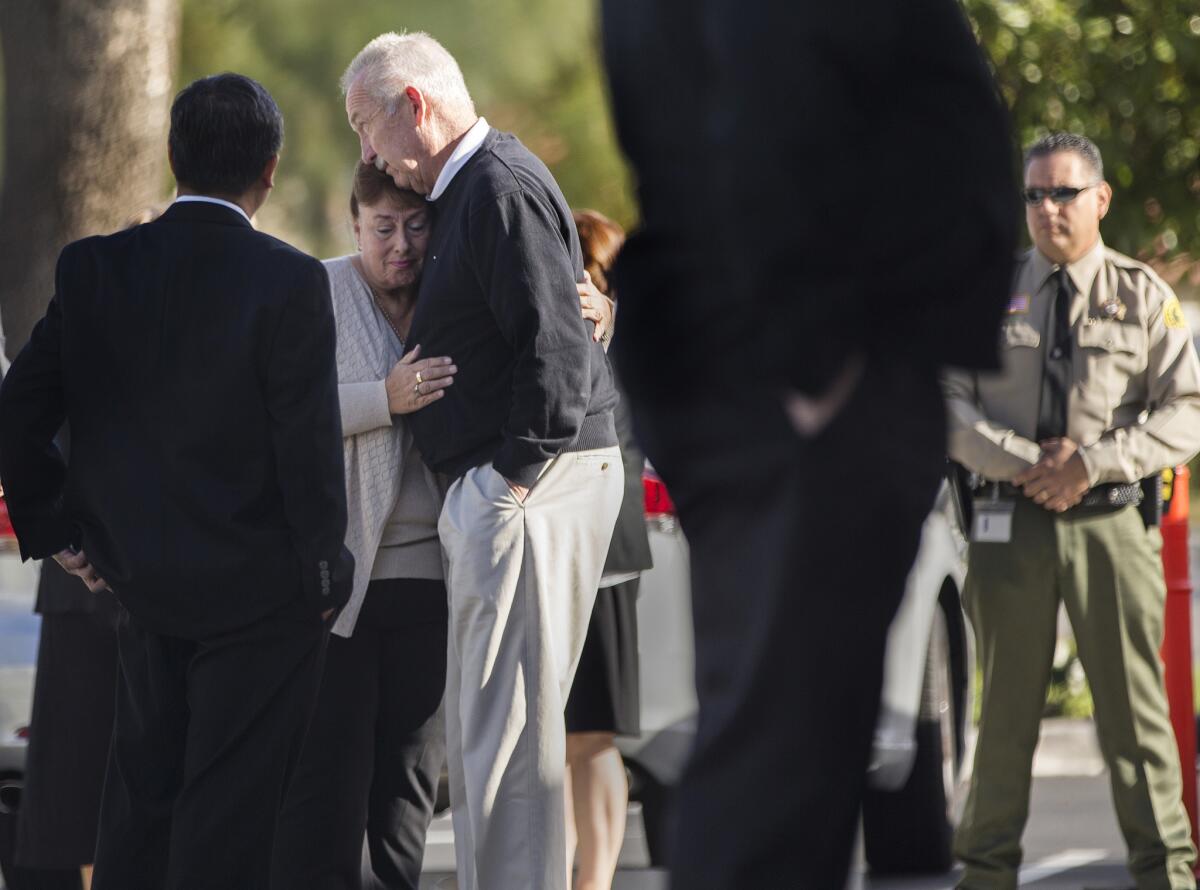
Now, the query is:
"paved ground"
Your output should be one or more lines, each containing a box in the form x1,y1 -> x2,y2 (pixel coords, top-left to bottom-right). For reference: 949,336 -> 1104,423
419,803 -> 667,888
421,723 -> 1132,889
866,720 -> 1127,889
0,540 -> 1195,888
866,776 -> 1129,889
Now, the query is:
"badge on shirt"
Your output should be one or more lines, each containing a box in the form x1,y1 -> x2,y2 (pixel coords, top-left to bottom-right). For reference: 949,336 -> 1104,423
1007,294 -> 1030,314
1099,295 -> 1127,321
1164,297 -> 1188,330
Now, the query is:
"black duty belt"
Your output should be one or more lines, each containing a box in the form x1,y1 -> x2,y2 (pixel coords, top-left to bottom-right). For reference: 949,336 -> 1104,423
985,480 -> 1143,509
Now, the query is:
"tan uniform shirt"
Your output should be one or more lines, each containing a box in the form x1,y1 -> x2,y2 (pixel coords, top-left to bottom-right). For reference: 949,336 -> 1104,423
943,239 -> 1200,484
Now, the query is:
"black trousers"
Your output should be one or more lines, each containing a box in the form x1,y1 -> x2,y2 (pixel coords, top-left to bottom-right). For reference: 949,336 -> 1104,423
271,578 -> 448,890
16,606 -> 118,869
91,602 -> 328,890
629,360 -> 946,889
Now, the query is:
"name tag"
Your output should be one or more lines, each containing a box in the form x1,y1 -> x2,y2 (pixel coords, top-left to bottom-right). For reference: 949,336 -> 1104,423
972,499 -> 1015,544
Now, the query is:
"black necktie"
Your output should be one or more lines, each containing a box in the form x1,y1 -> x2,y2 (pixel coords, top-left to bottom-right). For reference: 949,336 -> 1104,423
1037,268 -> 1073,441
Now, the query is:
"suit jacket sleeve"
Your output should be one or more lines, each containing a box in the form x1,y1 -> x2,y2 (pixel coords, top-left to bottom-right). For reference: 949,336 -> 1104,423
0,267 -> 74,560
265,259 -> 353,606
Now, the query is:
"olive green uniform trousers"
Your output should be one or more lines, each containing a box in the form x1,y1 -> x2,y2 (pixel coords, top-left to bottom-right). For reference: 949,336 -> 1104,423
954,499 -> 1196,890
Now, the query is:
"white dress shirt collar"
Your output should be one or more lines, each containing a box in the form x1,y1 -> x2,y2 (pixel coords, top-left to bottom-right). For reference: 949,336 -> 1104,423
173,194 -> 252,224
427,117 -> 491,202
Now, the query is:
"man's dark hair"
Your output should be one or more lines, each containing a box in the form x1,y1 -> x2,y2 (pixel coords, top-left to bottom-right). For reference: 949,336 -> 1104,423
1023,132 -> 1104,181
168,73 -> 284,196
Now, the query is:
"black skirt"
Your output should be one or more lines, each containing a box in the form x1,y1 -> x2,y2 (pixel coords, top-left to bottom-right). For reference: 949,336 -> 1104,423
565,578 -> 640,736
16,604 -> 119,868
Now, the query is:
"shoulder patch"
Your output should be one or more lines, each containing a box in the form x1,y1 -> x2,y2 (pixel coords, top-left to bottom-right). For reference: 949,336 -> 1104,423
1164,297 -> 1188,330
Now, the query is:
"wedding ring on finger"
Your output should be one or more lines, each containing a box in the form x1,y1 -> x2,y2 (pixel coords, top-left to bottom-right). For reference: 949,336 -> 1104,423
413,382 -> 421,395
415,370 -> 424,385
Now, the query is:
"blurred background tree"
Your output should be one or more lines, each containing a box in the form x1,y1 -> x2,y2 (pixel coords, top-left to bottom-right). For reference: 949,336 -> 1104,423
0,0 -> 179,357
3,1 -> 1200,358
963,0 -> 1200,291
177,0 -> 634,260
0,0 -> 632,357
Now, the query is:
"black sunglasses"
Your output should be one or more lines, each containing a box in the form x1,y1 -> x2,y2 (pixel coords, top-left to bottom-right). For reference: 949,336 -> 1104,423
1022,185 -> 1096,206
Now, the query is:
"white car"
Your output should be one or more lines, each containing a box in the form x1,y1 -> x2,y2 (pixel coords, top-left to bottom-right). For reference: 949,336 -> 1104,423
0,514 -> 42,886
0,529 -> 37,785
619,469 -> 973,875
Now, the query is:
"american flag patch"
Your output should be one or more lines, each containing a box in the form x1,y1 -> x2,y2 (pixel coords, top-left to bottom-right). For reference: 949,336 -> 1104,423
1007,295 -> 1030,314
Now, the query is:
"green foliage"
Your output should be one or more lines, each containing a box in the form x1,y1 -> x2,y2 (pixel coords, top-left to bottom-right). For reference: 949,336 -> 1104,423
1043,639 -> 1094,718
174,1 -> 1199,263
972,636 -> 1094,724
177,0 -> 633,257
6,2 -> 1196,264
963,0 -> 1200,262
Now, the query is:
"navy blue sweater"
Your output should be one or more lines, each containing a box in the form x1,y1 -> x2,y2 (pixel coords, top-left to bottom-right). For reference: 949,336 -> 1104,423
407,129 -> 617,486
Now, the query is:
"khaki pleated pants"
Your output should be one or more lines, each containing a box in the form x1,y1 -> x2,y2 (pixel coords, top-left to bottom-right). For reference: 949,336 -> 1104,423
439,448 -> 623,890
954,499 -> 1196,890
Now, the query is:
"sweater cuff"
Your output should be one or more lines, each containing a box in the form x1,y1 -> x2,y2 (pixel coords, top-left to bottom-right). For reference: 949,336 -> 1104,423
493,450 -> 547,488
338,381 -> 392,437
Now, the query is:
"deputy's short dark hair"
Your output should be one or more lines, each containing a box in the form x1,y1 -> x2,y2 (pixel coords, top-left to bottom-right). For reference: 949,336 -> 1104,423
1024,132 -> 1104,181
169,73 -> 284,196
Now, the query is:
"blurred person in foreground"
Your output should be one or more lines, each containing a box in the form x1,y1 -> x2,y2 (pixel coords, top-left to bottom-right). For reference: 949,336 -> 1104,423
0,73 -> 352,890
342,32 -> 623,890
600,1 -> 1018,886
946,133 -> 1200,890
564,210 -> 652,890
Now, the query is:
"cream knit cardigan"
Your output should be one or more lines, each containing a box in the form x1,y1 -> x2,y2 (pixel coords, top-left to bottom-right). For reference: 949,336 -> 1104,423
325,255 -> 443,637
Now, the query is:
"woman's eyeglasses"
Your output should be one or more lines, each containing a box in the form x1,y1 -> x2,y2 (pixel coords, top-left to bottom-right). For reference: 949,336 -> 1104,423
1022,185 -> 1096,206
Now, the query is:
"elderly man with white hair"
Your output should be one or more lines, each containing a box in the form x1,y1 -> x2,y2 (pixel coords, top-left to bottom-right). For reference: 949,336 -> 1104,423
341,32 -> 623,890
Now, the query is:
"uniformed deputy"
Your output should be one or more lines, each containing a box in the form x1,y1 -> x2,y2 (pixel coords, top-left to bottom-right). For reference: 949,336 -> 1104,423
946,132 -> 1200,890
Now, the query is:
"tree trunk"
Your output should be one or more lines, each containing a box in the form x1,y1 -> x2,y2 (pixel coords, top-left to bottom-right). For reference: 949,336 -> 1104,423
0,0 -> 179,359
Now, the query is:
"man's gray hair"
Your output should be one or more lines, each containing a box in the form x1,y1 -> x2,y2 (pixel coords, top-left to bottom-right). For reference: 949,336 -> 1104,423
342,32 -> 475,123
1024,132 -> 1104,182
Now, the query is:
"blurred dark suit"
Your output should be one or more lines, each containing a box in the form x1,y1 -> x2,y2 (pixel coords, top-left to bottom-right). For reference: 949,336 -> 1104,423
601,1 -> 1018,886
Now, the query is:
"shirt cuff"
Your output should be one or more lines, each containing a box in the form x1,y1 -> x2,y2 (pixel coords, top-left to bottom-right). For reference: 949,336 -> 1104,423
1076,444 -> 1106,487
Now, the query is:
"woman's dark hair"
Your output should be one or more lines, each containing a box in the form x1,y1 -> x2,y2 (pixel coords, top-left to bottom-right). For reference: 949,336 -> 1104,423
168,73 -> 284,196
350,162 -> 426,218
573,209 -> 625,297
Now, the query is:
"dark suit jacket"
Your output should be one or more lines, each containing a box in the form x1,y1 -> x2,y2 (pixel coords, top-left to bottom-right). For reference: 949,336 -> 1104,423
0,200 -> 353,638
602,0 -> 1019,401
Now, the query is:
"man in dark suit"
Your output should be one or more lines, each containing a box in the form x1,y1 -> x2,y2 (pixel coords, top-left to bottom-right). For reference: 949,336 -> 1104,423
0,73 -> 353,890
601,2 -> 1018,886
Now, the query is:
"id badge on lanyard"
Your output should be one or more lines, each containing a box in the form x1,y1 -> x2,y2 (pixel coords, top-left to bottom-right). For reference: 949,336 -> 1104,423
972,483 -> 1014,544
